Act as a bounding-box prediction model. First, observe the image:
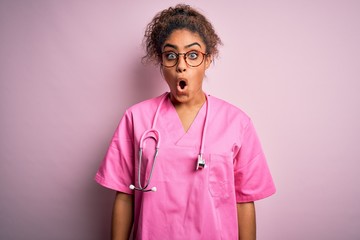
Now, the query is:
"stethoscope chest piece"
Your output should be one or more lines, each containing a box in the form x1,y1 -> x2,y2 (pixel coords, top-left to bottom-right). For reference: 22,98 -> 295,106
196,154 -> 206,170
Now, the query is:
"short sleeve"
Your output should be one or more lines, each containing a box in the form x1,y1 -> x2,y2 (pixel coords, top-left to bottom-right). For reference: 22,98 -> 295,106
95,110 -> 134,194
233,119 -> 276,202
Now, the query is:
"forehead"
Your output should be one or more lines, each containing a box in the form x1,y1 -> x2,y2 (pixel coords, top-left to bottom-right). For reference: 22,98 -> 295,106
163,29 -> 206,50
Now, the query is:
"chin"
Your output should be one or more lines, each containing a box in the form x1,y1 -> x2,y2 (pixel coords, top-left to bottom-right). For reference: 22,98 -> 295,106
170,92 -> 189,103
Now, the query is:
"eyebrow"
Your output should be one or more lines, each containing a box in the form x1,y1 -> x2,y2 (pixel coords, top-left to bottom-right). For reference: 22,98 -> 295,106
162,42 -> 202,51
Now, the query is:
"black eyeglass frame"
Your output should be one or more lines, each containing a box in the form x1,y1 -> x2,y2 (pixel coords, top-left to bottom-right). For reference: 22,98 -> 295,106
160,50 -> 208,68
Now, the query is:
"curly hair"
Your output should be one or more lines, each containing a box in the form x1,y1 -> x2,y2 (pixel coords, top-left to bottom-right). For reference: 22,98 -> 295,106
143,4 -> 222,65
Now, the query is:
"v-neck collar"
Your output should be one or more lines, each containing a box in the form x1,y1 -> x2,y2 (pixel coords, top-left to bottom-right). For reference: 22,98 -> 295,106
161,94 -> 207,147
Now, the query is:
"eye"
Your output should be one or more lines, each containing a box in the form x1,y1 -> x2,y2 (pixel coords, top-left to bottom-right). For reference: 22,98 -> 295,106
165,52 -> 178,60
186,51 -> 199,60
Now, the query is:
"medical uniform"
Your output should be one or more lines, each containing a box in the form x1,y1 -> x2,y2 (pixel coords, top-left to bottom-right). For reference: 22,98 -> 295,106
95,92 -> 276,239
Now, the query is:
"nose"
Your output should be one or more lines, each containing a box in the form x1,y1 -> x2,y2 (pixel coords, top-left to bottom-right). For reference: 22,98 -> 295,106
176,53 -> 187,72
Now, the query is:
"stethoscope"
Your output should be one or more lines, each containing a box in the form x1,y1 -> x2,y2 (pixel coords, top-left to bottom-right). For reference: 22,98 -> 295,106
129,92 -> 209,192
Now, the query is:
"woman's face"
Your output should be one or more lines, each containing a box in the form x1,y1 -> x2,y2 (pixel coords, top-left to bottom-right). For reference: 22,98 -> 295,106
161,29 -> 211,106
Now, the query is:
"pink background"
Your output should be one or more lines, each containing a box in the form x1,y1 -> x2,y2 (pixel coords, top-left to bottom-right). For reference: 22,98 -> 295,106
1,0 -> 359,239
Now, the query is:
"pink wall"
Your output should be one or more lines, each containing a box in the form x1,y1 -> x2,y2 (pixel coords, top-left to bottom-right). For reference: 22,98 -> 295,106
1,0 -> 359,239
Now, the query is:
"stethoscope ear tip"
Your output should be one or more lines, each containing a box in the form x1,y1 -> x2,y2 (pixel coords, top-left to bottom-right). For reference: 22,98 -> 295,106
129,184 -> 157,192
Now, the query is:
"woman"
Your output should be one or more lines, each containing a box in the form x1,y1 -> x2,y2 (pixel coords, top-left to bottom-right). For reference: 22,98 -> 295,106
95,4 -> 275,240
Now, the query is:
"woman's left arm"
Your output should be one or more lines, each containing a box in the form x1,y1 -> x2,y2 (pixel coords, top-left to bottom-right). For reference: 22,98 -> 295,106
237,202 -> 256,240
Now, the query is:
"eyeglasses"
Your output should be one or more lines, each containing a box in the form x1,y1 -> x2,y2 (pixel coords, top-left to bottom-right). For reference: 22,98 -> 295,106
161,50 -> 208,68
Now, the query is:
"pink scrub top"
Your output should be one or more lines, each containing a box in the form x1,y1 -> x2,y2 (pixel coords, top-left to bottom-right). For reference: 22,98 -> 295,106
95,92 -> 276,239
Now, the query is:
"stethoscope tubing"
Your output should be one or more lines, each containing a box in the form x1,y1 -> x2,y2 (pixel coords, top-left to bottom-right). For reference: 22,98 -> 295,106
130,92 -> 209,192
137,129 -> 160,191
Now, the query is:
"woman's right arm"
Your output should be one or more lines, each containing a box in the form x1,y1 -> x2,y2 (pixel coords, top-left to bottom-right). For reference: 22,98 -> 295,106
111,191 -> 134,240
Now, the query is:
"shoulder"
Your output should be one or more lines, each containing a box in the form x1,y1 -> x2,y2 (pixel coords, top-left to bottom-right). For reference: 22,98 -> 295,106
208,95 -> 250,124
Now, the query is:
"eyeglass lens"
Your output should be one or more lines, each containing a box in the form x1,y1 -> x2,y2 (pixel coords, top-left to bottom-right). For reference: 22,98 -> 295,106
161,51 -> 205,67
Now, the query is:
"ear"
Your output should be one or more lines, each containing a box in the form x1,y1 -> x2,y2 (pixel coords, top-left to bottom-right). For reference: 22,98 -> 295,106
159,66 -> 164,77
204,55 -> 212,69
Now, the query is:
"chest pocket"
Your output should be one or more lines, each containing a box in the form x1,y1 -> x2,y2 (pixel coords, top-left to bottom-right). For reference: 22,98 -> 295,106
208,153 -> 234,198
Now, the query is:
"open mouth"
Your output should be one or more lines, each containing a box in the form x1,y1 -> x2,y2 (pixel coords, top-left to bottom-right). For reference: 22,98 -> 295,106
179,80 -> 187,90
